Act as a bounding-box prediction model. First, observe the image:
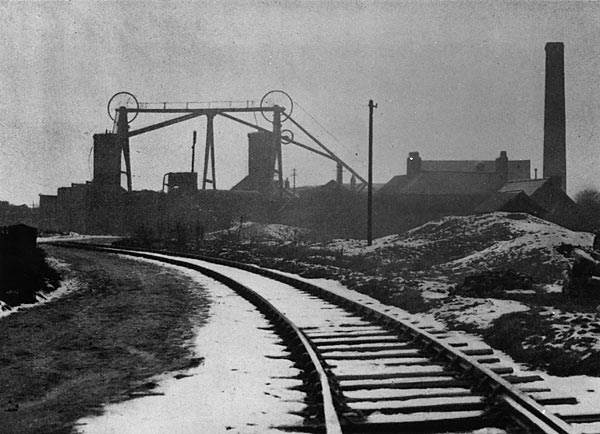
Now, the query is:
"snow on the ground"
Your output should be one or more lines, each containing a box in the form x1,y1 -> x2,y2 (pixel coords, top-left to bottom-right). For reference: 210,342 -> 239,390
417,279 -> 453,299
538,307 -> 600,352
134,255 -> 518,432
329,212 -> 591,255
366,409 -> 486,425
543,375 -> 600,434
0,256 -> 81,319
74,250 -> 600,433
242,213 -> 599,430
151,254 -> 377,334
324,212 -> 593,282
206,221 -> 309,242
258,268 -> 600,430
444,214 -> 591,274
315,212 -> 600,369
431,296 -> 530,329
38,233 -> 122,244
77,258 -> 306,434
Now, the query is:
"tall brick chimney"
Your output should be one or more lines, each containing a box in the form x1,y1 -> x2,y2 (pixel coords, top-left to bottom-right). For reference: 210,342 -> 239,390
543,42 -> 566,191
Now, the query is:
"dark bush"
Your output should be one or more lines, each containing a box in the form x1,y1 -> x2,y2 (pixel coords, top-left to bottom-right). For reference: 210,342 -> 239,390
454,269 -> 534,296
0,247 -> 61,307
484,311 -> 600,376
573,188 -> 600,232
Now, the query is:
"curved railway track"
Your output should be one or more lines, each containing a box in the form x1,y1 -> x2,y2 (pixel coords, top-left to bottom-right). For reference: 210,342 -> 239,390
49,242 -> 597,434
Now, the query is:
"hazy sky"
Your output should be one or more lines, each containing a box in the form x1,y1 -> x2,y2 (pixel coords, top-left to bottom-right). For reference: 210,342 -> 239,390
1,1 -> 599,205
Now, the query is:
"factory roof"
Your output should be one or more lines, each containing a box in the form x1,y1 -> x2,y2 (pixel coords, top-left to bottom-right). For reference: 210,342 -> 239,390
378,171 -> 505,196
499,179 -> 549,196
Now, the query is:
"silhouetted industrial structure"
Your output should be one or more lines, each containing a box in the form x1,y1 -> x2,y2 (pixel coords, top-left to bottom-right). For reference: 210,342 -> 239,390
376,149 -> 575,235
37,44 -> 579,239
232,131 -> 278,194
543,42 -> 567,192
37,91 -> 366,238
373,42 -> 574,233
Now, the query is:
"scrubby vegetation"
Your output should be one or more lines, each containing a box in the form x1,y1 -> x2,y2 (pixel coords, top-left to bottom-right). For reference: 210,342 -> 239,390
574,187 -> 600,232
485,311 -> 600,376
0,245 -> 61,307
453,270 -> 534,297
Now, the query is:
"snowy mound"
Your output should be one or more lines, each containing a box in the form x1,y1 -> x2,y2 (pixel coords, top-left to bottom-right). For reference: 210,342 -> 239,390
328,212 -> 593,282
209,222 -> 310,243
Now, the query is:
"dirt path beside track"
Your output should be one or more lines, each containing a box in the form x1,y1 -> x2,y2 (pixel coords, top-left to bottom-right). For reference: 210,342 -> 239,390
0,246 -> 210,434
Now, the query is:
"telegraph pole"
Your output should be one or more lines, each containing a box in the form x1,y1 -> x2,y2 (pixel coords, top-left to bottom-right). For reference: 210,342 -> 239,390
191,130 -> 197,172
367,99 -> 377,246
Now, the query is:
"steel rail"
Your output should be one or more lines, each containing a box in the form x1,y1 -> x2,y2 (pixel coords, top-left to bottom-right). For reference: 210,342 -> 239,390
48,242 -> 342,434
49,242 -> 575,434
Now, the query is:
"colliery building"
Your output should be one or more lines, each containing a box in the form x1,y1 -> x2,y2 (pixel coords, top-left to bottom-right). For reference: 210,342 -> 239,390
375,150 -> 575,235
38,131 -> 280,238
38,42 -> 579,239
374,43 -> 575,234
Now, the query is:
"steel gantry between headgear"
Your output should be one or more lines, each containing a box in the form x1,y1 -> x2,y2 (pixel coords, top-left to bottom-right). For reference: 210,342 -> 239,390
107,91 -> 367,194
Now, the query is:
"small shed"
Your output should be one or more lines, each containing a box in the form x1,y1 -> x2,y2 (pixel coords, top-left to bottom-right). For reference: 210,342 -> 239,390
0,224 -> 38,253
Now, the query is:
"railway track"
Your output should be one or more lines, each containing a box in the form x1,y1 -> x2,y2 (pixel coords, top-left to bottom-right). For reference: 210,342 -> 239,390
50,242 -> 600,434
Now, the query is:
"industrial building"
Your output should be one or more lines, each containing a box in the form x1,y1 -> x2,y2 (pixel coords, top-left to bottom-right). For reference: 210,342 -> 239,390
375,149 -> 575,235
38,43 -> 578,239
374,42 -> 575,234
38,130 -> 282,238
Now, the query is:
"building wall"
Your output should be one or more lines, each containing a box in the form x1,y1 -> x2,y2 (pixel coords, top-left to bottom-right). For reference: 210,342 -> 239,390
85,185 -> 126,234
41,180 -> 278,237
93,133 -> 121,186
38,195 -> 58,232
248,131 -> 276,192
165,172 -> 198,193
507,160 -> 531,181
406,151 -> 530,182
56,187 -> 73,232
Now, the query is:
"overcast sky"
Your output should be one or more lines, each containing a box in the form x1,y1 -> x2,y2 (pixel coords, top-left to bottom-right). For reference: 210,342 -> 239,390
1,1 -> 599,205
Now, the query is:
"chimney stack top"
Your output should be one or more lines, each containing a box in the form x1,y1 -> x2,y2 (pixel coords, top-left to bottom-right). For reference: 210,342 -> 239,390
543,41 -> 567,192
